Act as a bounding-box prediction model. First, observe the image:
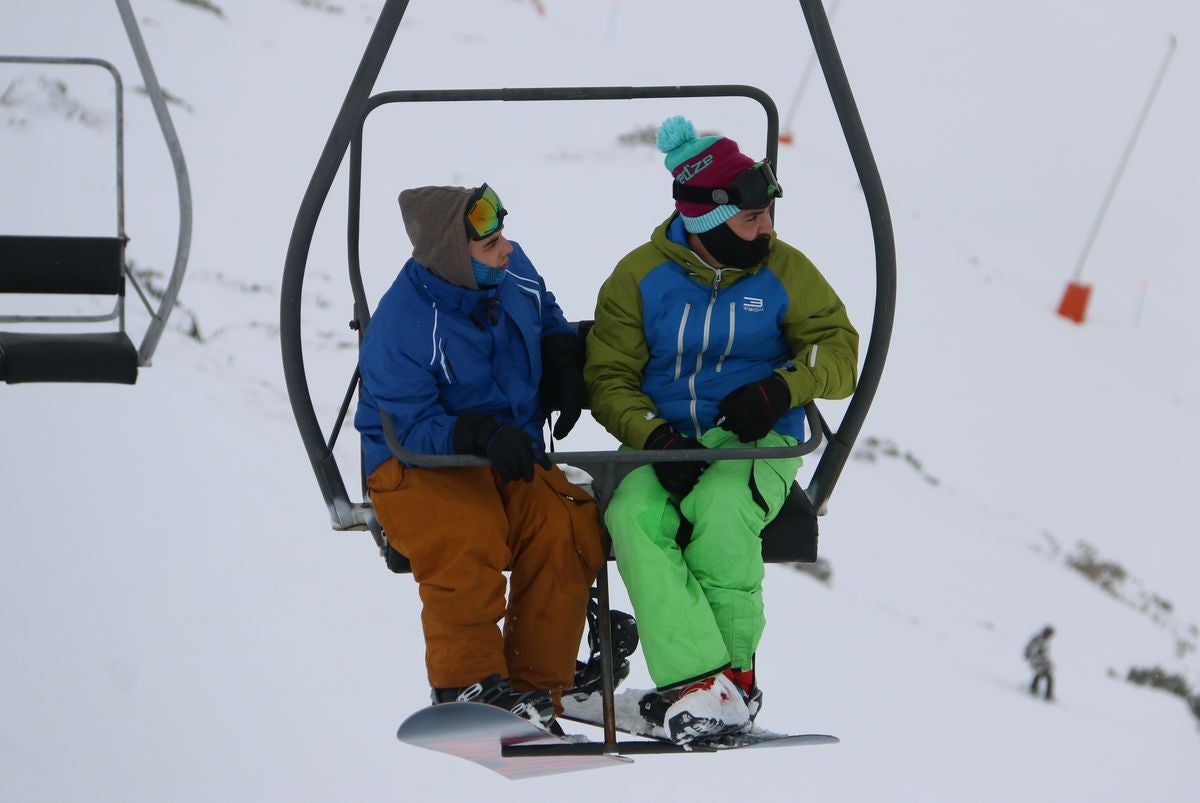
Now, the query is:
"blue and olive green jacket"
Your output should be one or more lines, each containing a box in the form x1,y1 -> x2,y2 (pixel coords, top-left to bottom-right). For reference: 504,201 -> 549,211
584,214 -> 858,449
355,242 -> 575,475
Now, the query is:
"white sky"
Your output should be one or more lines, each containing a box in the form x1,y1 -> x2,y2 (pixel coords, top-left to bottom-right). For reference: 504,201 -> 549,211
2,1 -> 1199,800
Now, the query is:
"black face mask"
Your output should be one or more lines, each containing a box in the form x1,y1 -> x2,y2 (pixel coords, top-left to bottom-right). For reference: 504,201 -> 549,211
697,223 -> 771,269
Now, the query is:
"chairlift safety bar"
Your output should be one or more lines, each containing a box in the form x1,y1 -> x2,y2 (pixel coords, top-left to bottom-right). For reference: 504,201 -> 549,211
0,55 -> 125,234
348,84 -> 818,477
0,56 -> 127,330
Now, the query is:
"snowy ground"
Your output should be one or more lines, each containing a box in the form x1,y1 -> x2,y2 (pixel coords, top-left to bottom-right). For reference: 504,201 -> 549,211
3,2 -> 1199,801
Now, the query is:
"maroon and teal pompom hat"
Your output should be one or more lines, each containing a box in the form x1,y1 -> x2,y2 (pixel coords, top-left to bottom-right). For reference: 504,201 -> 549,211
658,115 -> 757,233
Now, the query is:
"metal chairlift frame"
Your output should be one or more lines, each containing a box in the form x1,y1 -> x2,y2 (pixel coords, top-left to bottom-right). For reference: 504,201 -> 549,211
0,0 -> 192,382
281,0 -> 895,758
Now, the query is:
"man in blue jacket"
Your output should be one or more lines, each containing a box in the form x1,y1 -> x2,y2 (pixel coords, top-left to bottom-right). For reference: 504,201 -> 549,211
355,184 -> 604,733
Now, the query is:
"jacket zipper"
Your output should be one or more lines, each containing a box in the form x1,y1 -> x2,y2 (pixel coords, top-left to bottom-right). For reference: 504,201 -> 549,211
715,301 -> 735,373
674,302 -> 691,381
686,269 -> 724,435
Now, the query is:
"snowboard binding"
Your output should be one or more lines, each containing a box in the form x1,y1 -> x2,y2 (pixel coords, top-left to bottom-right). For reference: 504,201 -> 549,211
567,597 -> 639,700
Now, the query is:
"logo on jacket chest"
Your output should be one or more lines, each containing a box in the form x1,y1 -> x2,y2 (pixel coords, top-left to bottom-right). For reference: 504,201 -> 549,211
742,296 -> 764,312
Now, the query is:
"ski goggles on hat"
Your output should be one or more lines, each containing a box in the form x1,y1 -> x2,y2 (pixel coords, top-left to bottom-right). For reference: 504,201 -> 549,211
464,183 -> 508,241
672,160 -> 783,210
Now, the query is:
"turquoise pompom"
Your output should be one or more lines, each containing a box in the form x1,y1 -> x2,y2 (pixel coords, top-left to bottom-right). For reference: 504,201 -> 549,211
656,115 -> 696,154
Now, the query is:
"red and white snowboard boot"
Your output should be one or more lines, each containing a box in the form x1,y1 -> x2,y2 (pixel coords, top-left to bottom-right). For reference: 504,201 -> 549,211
663,673 -> 750,744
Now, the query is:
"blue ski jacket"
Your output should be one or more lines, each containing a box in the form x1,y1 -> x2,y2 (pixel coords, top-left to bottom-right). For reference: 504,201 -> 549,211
586,214 -> 859,449
355,242 -> 575,475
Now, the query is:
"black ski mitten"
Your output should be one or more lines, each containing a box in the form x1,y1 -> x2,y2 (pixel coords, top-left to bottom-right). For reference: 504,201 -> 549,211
643,423 -> 708,497
715,373 -> 791,442
539,332 -> 587,440
453,411 -> 551,484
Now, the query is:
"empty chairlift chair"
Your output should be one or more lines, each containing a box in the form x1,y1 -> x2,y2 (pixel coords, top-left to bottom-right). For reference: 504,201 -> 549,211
0,0 -> 191,385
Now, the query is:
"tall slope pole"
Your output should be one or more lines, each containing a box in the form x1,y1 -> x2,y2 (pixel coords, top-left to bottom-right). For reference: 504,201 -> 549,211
1058,35 -> 1177,324
779,0 -> 842,145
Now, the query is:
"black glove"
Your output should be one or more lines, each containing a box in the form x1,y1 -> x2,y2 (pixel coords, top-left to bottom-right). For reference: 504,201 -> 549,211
540,332 -> 587,440
453,411 -> 551,484
715,373 -> 792,442
644,423 -> 708,496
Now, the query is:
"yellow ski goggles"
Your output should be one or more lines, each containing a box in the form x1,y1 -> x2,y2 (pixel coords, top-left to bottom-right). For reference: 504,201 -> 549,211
464,183 -> 508,240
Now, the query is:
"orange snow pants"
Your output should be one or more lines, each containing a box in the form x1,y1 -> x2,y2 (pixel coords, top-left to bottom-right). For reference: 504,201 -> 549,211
367,459 -> 605,706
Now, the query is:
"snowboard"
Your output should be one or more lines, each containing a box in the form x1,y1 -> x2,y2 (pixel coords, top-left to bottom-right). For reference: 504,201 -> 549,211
561,687 -> 840,750
396,702 -> 631,780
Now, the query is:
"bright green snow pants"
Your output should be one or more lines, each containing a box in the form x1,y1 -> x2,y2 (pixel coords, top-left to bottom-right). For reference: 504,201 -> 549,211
605,428 -> 803,689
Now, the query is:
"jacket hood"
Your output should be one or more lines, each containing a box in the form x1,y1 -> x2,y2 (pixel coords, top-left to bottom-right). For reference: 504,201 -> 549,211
398,185 -> 477,289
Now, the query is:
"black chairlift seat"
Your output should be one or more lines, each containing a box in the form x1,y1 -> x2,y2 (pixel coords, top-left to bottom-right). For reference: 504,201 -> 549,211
0,234 -> 138,384
0,235 -> 126,295
0,331 -> 138,385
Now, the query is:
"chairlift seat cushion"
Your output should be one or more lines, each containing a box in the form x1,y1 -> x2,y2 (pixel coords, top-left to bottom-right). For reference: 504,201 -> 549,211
761,483 -> 819,562
0,235 -> 125,296
0,330 -> 138,384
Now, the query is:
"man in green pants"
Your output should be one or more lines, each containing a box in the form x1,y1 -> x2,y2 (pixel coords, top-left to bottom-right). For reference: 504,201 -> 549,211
585,115 -> 859,744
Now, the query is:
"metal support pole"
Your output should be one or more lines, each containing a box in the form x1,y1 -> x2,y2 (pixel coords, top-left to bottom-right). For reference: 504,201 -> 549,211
595,559 -> 618,749
1071,35 -> 1177,283
780,0 -> 842,143
114,0 -> 193,366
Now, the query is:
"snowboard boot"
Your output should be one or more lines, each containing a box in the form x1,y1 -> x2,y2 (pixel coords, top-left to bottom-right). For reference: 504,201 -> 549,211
723,667 -> 762,729
432,674 -> 556,732
660,673 -> 750,745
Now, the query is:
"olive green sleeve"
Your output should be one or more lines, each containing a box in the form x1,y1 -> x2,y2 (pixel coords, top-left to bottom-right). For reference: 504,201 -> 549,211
769,245 -> 859,406
584,256 -> 665,449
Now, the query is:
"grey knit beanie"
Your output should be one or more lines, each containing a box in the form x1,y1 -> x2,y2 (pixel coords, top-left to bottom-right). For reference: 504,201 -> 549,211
398,185 -> 476,289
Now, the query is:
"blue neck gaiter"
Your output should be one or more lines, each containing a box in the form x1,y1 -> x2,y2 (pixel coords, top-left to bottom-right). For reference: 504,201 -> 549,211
472,259 -> 507,288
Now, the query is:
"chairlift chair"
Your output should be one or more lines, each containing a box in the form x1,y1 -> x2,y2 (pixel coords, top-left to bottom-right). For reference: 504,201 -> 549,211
281,0 -> 895,757
0,0 -> 191,385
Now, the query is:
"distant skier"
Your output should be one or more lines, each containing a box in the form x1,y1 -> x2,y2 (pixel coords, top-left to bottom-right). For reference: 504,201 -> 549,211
1024,626 -> 1055,701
